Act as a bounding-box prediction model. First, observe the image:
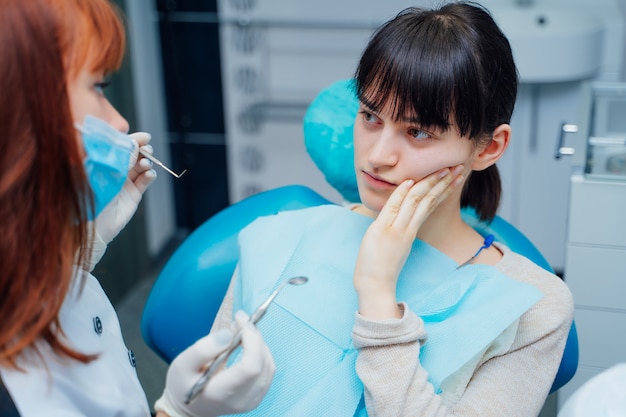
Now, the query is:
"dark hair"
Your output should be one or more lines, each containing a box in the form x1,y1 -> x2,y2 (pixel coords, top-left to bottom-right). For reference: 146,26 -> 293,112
355,2 -> 518,221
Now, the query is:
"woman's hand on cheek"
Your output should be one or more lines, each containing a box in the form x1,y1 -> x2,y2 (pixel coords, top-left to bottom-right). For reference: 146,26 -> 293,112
353,165 -> 464,320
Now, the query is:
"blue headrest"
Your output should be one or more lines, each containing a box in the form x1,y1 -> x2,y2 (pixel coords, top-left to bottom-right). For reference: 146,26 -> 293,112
303,79 -> 360,203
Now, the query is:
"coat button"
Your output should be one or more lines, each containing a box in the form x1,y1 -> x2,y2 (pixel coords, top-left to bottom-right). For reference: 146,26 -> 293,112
128,349 -> 136,368
93,316 -> 103,335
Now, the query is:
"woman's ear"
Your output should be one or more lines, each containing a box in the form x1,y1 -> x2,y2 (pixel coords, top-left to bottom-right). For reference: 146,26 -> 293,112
471,124 -> 510,171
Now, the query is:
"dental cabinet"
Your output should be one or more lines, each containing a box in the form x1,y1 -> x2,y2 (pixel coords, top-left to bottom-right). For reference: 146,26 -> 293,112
217,0 -> 626,272
558,82 -> 626,407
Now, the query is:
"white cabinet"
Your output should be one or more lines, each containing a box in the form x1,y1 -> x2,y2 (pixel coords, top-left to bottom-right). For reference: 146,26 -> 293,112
559,82 -> 626,407
559,176 -> 626,407
217,0 -> 415,203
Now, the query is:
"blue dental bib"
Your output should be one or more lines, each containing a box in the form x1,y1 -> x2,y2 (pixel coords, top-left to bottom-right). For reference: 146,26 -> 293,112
230,205 -> 542,416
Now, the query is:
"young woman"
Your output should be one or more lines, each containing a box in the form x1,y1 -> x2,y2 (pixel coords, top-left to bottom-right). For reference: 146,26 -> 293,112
0,1 -> 274,416
211,2 -> 574,416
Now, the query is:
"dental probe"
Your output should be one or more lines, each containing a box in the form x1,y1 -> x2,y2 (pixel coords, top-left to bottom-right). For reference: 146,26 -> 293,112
138,147 -> 187,178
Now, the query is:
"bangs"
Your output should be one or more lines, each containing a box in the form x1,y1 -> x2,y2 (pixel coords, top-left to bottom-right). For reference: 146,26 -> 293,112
85,7 -> 126,75
56,0 -> 126,78
355,8 -> 486,138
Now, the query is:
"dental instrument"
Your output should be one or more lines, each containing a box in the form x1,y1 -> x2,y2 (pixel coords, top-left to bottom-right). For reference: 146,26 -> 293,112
138,148 -> 187,178
184,275 -> 309,404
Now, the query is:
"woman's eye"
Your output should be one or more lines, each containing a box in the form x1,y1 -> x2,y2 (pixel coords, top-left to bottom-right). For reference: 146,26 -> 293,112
408,128 -> 430,140
359,110 -> 379,124
94,81 -> 111,94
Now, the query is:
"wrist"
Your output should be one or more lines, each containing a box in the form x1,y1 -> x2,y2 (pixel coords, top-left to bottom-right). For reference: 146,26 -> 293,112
154,393 -> 183,417
356,289 -> 401,320
86,229 -> 107,272
154,391 -> 212,417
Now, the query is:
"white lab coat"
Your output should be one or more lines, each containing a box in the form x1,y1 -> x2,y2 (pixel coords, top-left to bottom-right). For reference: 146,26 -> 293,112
0,270 -> 151,416
558,363 -> 626,417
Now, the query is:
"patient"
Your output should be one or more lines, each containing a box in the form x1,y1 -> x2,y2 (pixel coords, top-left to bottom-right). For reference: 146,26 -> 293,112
211,2 -> 574,416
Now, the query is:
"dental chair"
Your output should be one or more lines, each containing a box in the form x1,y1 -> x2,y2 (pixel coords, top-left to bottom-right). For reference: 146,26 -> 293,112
141,80 -> 578,394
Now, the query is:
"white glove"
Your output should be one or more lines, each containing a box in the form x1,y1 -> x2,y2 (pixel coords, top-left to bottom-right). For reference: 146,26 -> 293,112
154,311 -> 275,417
87,132 -> 157,271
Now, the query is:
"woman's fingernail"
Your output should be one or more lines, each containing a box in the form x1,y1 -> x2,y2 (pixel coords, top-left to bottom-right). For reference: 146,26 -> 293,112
438,168 -> 450,179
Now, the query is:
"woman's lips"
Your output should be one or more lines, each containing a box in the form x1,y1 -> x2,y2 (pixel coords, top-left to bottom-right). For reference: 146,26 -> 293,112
362,170 -> 396,189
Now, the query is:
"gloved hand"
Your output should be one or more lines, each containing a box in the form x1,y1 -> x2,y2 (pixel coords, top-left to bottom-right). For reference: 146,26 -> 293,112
154,311 -> 275,417
86,132 -> 157,271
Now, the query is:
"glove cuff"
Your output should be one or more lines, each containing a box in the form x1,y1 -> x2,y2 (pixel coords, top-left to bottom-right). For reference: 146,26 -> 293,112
154,392 -> 187,417
154,390 -> 216,417
87,230 -> 107,272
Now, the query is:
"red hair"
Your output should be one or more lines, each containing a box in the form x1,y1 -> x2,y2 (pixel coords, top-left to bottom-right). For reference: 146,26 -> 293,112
0,0 -> 126,368
49,0 -> 126,79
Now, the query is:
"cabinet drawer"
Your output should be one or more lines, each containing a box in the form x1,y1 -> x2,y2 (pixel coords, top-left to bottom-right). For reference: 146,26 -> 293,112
227,122 -> 343,203
268,52 -> 359,97
220,25 -> 366,97
218,0 -> 412,22
565,245 -> 626,310
567,176 -> 626,247
574,308 -> 626,368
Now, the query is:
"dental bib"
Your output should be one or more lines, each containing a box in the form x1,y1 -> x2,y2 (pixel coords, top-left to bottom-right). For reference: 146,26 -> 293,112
230,205 -> 543,416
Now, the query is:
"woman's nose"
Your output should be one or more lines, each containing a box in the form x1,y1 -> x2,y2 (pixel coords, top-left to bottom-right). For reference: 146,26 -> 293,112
106,101 -> 129,133
368,128 -> 399,167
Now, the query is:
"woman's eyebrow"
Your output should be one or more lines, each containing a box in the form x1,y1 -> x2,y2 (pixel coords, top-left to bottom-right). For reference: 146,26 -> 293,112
400,114 -> 421,125
360,96 -> 423,125
359,97 -> 378,113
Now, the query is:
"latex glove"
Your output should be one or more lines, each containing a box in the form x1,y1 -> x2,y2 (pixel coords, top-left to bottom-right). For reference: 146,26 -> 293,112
154,311 -> 275,417
87,132 -> 157,271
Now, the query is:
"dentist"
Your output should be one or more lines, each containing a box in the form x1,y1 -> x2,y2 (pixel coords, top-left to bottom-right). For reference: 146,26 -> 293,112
0,1 -> 274,416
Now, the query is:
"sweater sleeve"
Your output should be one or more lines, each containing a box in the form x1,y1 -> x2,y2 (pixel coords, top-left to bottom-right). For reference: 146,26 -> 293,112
352,251 -> 574,417
353,302 -> 448,416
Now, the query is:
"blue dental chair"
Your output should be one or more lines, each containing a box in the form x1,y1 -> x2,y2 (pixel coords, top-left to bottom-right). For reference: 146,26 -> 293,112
141,80 -> 578,394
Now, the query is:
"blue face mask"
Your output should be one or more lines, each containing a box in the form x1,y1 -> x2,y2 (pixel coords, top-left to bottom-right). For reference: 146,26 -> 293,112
75,115 -> 135,220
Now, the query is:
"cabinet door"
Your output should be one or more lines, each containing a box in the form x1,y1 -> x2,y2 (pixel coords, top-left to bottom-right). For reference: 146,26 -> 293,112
567,176 -> 626,247
561,176 -> 626,407
566,245 -> 626,310
499,82 -> 586,272
218,8 -> 374,203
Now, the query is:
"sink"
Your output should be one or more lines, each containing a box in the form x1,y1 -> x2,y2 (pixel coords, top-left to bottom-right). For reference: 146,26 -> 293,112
491,8 -> 605,83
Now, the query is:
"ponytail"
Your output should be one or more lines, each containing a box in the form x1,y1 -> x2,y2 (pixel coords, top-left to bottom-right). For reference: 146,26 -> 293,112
461,165 -> 501,222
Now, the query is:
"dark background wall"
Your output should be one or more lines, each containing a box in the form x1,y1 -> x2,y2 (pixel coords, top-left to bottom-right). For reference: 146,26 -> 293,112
96,0 -> 229,304
156,0 -> 230,231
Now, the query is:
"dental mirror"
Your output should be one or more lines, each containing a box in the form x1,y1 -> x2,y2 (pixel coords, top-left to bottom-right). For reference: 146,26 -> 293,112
249,276 -> 308,324
184,275 -> 309,404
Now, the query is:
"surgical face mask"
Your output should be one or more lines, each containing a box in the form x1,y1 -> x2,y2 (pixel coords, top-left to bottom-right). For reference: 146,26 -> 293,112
75,115 -> 135,220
